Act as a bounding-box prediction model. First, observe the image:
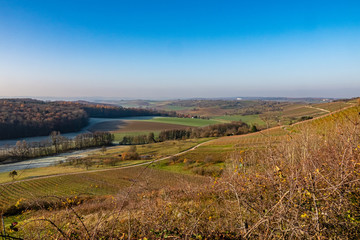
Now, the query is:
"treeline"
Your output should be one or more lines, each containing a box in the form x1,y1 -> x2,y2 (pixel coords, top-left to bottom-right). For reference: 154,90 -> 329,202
58,101 -> 176,118
0,99 -> 173,140
0,99 -> 88,140
0,131 -> 114,162
120,121 -> 250,145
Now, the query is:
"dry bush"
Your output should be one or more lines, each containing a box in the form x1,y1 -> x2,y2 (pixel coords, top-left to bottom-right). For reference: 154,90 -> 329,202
11,111 -> 360,239
121,151 -> 139,160
215,114 -> 360,239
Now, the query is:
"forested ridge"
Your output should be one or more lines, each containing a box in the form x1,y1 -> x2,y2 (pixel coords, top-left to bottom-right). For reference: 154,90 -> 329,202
0,99 -> 171,140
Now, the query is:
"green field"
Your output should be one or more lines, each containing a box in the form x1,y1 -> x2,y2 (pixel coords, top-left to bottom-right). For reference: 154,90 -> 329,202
145,117 -> 221,127
1,101 -> 358,239
113,130 -> 161,141
211,114 -> 266,126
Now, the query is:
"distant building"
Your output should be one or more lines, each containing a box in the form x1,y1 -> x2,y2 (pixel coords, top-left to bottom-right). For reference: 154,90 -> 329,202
236,97 -> 242,100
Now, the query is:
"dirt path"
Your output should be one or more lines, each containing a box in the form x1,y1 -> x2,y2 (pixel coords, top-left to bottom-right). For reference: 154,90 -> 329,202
0,140 -> 212,186
305,105 -> 330,113
2,103 -> 357,186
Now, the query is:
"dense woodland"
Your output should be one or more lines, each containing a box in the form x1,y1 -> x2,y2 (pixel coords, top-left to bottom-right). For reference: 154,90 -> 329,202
0,99 -> 171,140
120,121 -> 250,145
59,101 -> 175,118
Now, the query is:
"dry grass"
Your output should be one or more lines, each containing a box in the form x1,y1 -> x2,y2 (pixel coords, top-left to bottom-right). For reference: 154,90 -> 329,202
4,105 -> 360,239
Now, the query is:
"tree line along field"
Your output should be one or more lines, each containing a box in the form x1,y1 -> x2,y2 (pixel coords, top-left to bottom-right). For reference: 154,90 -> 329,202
1,102 -> 358,238
1,97 -> 351,143
0,99 -> 358,238
91,100 -> 352,144
0,139 -> 208,184
0,99 -> 172,140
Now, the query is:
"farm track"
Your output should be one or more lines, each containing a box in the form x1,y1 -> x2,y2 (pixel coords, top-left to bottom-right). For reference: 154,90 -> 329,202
1,103 -> 356,186
0,140 -> 212,186
305,105 -> 330,113
207,103 -> 357,145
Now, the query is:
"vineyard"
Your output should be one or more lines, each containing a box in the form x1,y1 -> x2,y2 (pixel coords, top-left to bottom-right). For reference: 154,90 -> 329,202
0,166 -> 207,211
0,101 -> 358,238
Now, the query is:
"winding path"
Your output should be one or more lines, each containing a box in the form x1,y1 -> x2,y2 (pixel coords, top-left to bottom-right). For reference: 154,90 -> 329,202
1,102 -> 357,186
0,140 -> 212,186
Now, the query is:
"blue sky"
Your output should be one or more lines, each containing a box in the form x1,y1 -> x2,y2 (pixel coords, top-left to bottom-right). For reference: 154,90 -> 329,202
0,0 -> 359,99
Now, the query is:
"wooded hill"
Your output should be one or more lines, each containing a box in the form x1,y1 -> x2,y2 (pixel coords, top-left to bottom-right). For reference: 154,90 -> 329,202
0,99 -> 172,140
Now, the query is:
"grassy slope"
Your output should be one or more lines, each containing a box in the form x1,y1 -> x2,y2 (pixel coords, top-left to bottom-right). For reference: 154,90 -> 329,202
1,102 -> 358,238
0,138 -> 210,209
0,103 -> 355,210
211,114 -> 266,126
0,166 -> 207,210
164,104 -> 359,174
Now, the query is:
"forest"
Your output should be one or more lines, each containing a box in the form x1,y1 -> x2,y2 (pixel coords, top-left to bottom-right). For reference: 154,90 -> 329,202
0,99 -> 171,140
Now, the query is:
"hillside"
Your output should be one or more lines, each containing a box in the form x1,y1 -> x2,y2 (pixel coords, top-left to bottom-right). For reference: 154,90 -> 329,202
0,102 -> 359,239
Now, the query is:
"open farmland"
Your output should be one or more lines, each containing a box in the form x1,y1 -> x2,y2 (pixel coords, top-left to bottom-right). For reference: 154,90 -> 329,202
90,120 -> 190,132
211,114 -> 266,126
171,104 -> 358,174
0,139 -> 208,185
144,117 -> 221,127
89,117 -> 220,142
280,105 -> 327,118
113,131 -> 161,141
0,166 -> 208,211
313,101 -> 352,112
0,102 -> 358,239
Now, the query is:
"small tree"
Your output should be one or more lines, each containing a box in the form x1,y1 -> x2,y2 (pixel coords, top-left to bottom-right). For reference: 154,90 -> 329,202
147,132 -> 156,143
101,146 -> 107,154
250,125 -> 258,133
83,159 -> 93,170
9,170 -> 17,180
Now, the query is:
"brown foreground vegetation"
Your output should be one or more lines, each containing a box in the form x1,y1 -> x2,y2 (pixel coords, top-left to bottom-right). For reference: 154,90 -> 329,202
4,107 -> 360,239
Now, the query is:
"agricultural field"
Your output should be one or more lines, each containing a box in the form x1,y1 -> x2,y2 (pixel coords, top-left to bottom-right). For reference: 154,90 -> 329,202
280,105 -> 327,118
90,100 -> 354,144
0,166 -> 208,211
0,139 -> 209,185
89,117 -> 222,142
0,101 -> 358,239
313,101 -> 352,112
89,119 -> 191,132
89,138 -> 212,161
113,131 -> 161,141
166,103 -> 358,175
144,117 -> 221,127
211,114 -> 266,126
291,104 -> 360,132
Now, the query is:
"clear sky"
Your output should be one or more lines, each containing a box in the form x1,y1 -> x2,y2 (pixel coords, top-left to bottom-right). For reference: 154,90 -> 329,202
0,0 -> 359,99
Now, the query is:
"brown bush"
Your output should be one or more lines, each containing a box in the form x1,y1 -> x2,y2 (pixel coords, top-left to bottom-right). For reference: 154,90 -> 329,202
121,151 -> 139,160
12,109 -> 360,239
